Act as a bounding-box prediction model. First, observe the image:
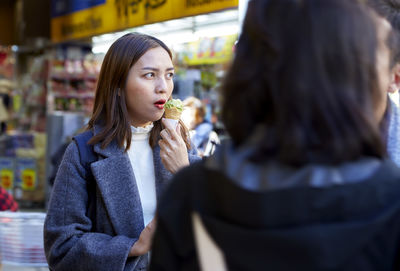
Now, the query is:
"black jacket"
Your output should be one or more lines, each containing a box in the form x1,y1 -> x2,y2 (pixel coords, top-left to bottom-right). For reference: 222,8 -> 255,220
150,160 -> 400,271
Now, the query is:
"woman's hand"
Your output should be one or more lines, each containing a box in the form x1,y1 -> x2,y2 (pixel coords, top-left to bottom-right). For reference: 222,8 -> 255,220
129,217 -> 157,257
159,118 -> 189,174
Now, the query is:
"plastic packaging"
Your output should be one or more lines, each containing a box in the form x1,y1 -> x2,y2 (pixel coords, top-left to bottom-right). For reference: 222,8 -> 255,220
0,212 -> 47,268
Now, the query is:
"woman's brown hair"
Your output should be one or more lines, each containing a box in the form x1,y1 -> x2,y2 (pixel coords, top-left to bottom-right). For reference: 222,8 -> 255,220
87,33 -> 190,151
222,0 -> 387,166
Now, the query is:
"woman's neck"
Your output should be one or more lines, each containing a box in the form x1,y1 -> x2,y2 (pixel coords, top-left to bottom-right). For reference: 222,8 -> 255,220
131,120 -> 152,128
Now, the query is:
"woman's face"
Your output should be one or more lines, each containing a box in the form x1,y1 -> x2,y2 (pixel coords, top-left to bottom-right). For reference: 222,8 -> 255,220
374,17 -> 392,122
125,46 -> 174,127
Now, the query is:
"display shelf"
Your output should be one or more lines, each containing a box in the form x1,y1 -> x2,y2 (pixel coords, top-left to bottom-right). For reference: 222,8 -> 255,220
52,91 -> 95,98
50,73 -> 98,81
46,48 -> 102,116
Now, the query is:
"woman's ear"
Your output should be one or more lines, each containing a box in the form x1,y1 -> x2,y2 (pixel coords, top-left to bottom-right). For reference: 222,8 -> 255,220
389,63 -> 400,93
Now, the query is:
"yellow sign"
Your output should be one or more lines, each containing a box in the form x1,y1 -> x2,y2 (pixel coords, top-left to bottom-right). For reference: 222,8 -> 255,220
51,0 -> 238,43
182,34 -> 236,65
21,169 -> 36,191
0,169 -> 14,190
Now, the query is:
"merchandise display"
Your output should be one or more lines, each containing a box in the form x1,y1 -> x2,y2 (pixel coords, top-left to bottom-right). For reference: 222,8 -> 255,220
0,132 -> 46,206
17,55 -> 47,132
47,47 -> 102,115
0,47 -> 48,208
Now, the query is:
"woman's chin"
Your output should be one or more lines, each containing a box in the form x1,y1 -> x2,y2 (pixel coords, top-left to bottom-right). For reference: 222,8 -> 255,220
152,112 -> 165,122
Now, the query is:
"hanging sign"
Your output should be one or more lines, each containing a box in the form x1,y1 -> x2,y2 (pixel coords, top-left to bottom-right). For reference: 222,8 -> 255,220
51,0 -> 239,43
182,34 -> 237,65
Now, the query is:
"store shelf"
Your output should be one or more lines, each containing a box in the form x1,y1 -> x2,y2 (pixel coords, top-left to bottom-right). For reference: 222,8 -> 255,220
47,50 -> 101,116
50,73 -> 98,81
51,91 -> 95,98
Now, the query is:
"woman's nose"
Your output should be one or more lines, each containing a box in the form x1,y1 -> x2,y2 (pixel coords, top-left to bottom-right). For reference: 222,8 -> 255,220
155,77 -> 168,93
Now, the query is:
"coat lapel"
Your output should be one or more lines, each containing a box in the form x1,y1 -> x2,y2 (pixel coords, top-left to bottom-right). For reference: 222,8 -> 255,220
90,126 -> 144,237
90,125 -> 173,237
91,153 -> 144,237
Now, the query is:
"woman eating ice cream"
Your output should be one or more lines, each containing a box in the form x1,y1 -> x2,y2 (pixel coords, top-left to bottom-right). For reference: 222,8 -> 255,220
44,33 -> 200,271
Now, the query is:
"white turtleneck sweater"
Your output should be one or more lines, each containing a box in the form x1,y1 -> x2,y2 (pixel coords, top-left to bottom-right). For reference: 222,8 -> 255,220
127,123 -> 156,227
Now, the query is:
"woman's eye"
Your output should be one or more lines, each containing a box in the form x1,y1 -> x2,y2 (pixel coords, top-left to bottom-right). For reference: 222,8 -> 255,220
144,73 -> 155,78
166,73 -> 174,79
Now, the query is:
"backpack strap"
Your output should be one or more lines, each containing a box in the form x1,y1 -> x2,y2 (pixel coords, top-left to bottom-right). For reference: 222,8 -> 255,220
73,130 -> 97,177
73,130 -> 98,220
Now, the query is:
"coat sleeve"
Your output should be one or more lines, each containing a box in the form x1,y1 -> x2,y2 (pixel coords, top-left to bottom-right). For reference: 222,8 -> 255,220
44,142 -> 138,271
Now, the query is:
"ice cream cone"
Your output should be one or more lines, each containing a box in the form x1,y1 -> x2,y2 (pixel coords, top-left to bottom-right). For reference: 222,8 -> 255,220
164,107 -> 182,120
164,99 -> 184,128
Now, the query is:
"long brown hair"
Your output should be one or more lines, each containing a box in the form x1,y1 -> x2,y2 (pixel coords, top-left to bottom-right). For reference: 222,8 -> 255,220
88,33 -> 191,151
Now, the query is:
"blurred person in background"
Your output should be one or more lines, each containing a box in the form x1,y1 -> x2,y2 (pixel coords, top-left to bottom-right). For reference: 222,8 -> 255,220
181,97 -> 219,157
0,82 -> 10,135
0,186 -> 18,211
149,0 -> 400,270
367,0 -> 400,166
44,33 -> 200,271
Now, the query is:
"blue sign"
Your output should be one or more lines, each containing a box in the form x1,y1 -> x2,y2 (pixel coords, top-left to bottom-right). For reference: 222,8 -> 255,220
51,0 -> 106,18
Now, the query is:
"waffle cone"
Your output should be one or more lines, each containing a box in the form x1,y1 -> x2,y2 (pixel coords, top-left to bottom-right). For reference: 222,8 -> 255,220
164,107 -> 182,120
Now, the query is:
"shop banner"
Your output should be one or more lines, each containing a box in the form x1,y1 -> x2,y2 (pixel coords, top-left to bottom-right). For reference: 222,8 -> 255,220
51,0 -> 239,43
182,34 -> 237,65
52,0 -> 106,18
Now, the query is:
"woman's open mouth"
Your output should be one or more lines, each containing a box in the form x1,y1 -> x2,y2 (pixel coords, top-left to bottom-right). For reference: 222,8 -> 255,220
154,99 -> 166,109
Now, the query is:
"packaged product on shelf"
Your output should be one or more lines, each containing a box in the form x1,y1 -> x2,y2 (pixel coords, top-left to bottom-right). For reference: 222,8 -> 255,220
0,157 -> 14,191
51,58 -> 65,76
15,158 -> 37,191
3,134 -> 34,157
14,132 -> 46,203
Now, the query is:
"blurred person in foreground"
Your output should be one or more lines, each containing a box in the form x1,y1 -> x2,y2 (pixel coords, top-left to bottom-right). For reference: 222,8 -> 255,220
44,33 -> 199,271
367,0 -> 400,166
149,0 -> 400,270
0,186 -> 18,211
181,97 -> 219,157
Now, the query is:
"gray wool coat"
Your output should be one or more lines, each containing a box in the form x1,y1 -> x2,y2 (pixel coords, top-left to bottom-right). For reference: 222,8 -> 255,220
44,127 -> 200,271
